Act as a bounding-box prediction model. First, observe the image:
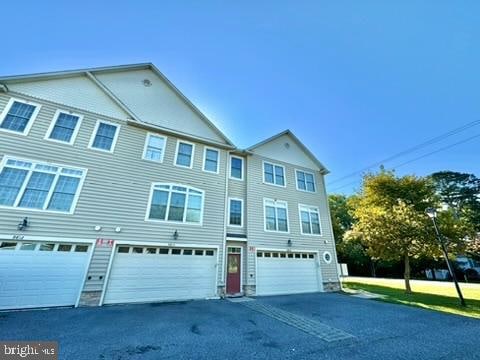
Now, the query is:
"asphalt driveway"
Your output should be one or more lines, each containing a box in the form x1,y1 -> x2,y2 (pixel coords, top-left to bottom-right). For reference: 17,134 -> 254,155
0,293 -> 478,360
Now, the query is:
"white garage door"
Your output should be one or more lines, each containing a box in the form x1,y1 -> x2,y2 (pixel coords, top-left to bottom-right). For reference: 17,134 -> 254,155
256,251 -> 320,296
103,245 -> 217,304
0,240 -> 91,310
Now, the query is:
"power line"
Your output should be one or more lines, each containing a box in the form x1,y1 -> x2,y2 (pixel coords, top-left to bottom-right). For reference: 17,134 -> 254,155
328,133 -> 480,193
391,133 -> 480,169
328,119 -> 480,185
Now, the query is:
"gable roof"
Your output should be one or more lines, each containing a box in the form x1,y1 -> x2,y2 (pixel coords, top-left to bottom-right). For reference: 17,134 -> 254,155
0,63 -> 235,147
247,130 -> 329,174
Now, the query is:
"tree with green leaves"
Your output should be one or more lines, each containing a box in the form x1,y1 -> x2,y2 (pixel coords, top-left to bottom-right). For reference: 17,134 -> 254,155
328,194 -> 354,243
351,171 -> 441,293
430,171 -> 480,231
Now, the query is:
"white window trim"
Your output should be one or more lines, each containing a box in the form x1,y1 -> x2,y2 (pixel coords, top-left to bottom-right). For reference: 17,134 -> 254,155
263,198 -> 290,233
295,169 -> 317,193
88,120 -> 120,153
228,197 -> 244,228
0,155 -> 88,215
298,204 -> 322,236
0,97 -> 41,136
202,146 -> 220,174
174,139 -> 195,169
44,109 -> 84,146
144,183 -> 204,226
262,161 -> 286,188
142,132 -> 167,163
229,155 -> 244,181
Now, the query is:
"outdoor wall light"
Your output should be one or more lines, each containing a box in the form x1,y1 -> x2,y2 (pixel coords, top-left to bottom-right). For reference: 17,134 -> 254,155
17,217 -> 28,231
287,239 -> 292,247
173,230 -> 179,240
94,225 -> 102,231
115,227 -> 122,233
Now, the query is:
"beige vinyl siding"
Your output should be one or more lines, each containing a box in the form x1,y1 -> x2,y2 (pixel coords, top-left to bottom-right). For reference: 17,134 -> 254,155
94,69 -> 227,144
84,245 -> 112,291
246,154 -> 339,284
7,76 -> 129,120
0,93 -> 227,292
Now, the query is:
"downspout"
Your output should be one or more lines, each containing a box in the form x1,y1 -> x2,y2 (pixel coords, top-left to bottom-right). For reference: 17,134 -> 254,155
221,150 -> 230,297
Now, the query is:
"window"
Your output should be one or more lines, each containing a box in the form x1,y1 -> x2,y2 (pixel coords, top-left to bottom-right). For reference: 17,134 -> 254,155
147,184 -> 204,224
175,141 -> 194,168
146,247 -> 157,254
203,147 -> 219,173
183,249 -> 193,255
205,250 -> 214,256
143,133 -> 166,162
45,110 -> 82,145
172,248 -> 181,255
74,245 -> 89,252
89,120 -> 120,152
40,243 -> 55,251
195,250 -> 204,256
263,162 -> 285,186
20,243 -> 36,251
296,170 -> 316,192
58,244 -> 73,252
0,98 -> 40,135
118,246 -> 130,253
0,157 -> 86,213
264,199 -> 289,232
132,247 -> 143,254
299,205 -> 321,235
228,198 -> 243,227
159,248 -> 169,254
323,251 -> 332,264
230,156 -> 243,180
0,242 -> 17,250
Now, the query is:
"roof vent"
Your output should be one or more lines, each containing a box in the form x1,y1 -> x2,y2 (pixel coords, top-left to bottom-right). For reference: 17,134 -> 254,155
284,142 -> 290,149
142,79 -> 152,87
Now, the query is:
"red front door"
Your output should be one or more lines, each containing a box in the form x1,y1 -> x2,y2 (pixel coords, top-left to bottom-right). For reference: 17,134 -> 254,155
227,254 -> 241,294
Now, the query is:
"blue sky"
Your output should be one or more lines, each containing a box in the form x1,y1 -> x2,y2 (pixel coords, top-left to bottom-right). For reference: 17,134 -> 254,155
1,1 -> 479,194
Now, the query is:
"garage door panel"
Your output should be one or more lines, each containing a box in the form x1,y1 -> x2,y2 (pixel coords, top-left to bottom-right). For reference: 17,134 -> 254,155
103,246 -> 217,304
0,241 -> 91,310
256,252 -> 320,296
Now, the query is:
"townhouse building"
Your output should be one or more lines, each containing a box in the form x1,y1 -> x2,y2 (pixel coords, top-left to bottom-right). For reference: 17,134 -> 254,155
0,63 -> 340,310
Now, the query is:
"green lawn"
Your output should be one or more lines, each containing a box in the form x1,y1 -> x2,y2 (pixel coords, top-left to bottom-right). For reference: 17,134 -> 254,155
342,277 -> 480,319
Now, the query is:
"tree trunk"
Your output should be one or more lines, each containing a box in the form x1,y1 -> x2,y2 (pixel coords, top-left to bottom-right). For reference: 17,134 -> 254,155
371,260 -> 376,277
404,253 -> 412,294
